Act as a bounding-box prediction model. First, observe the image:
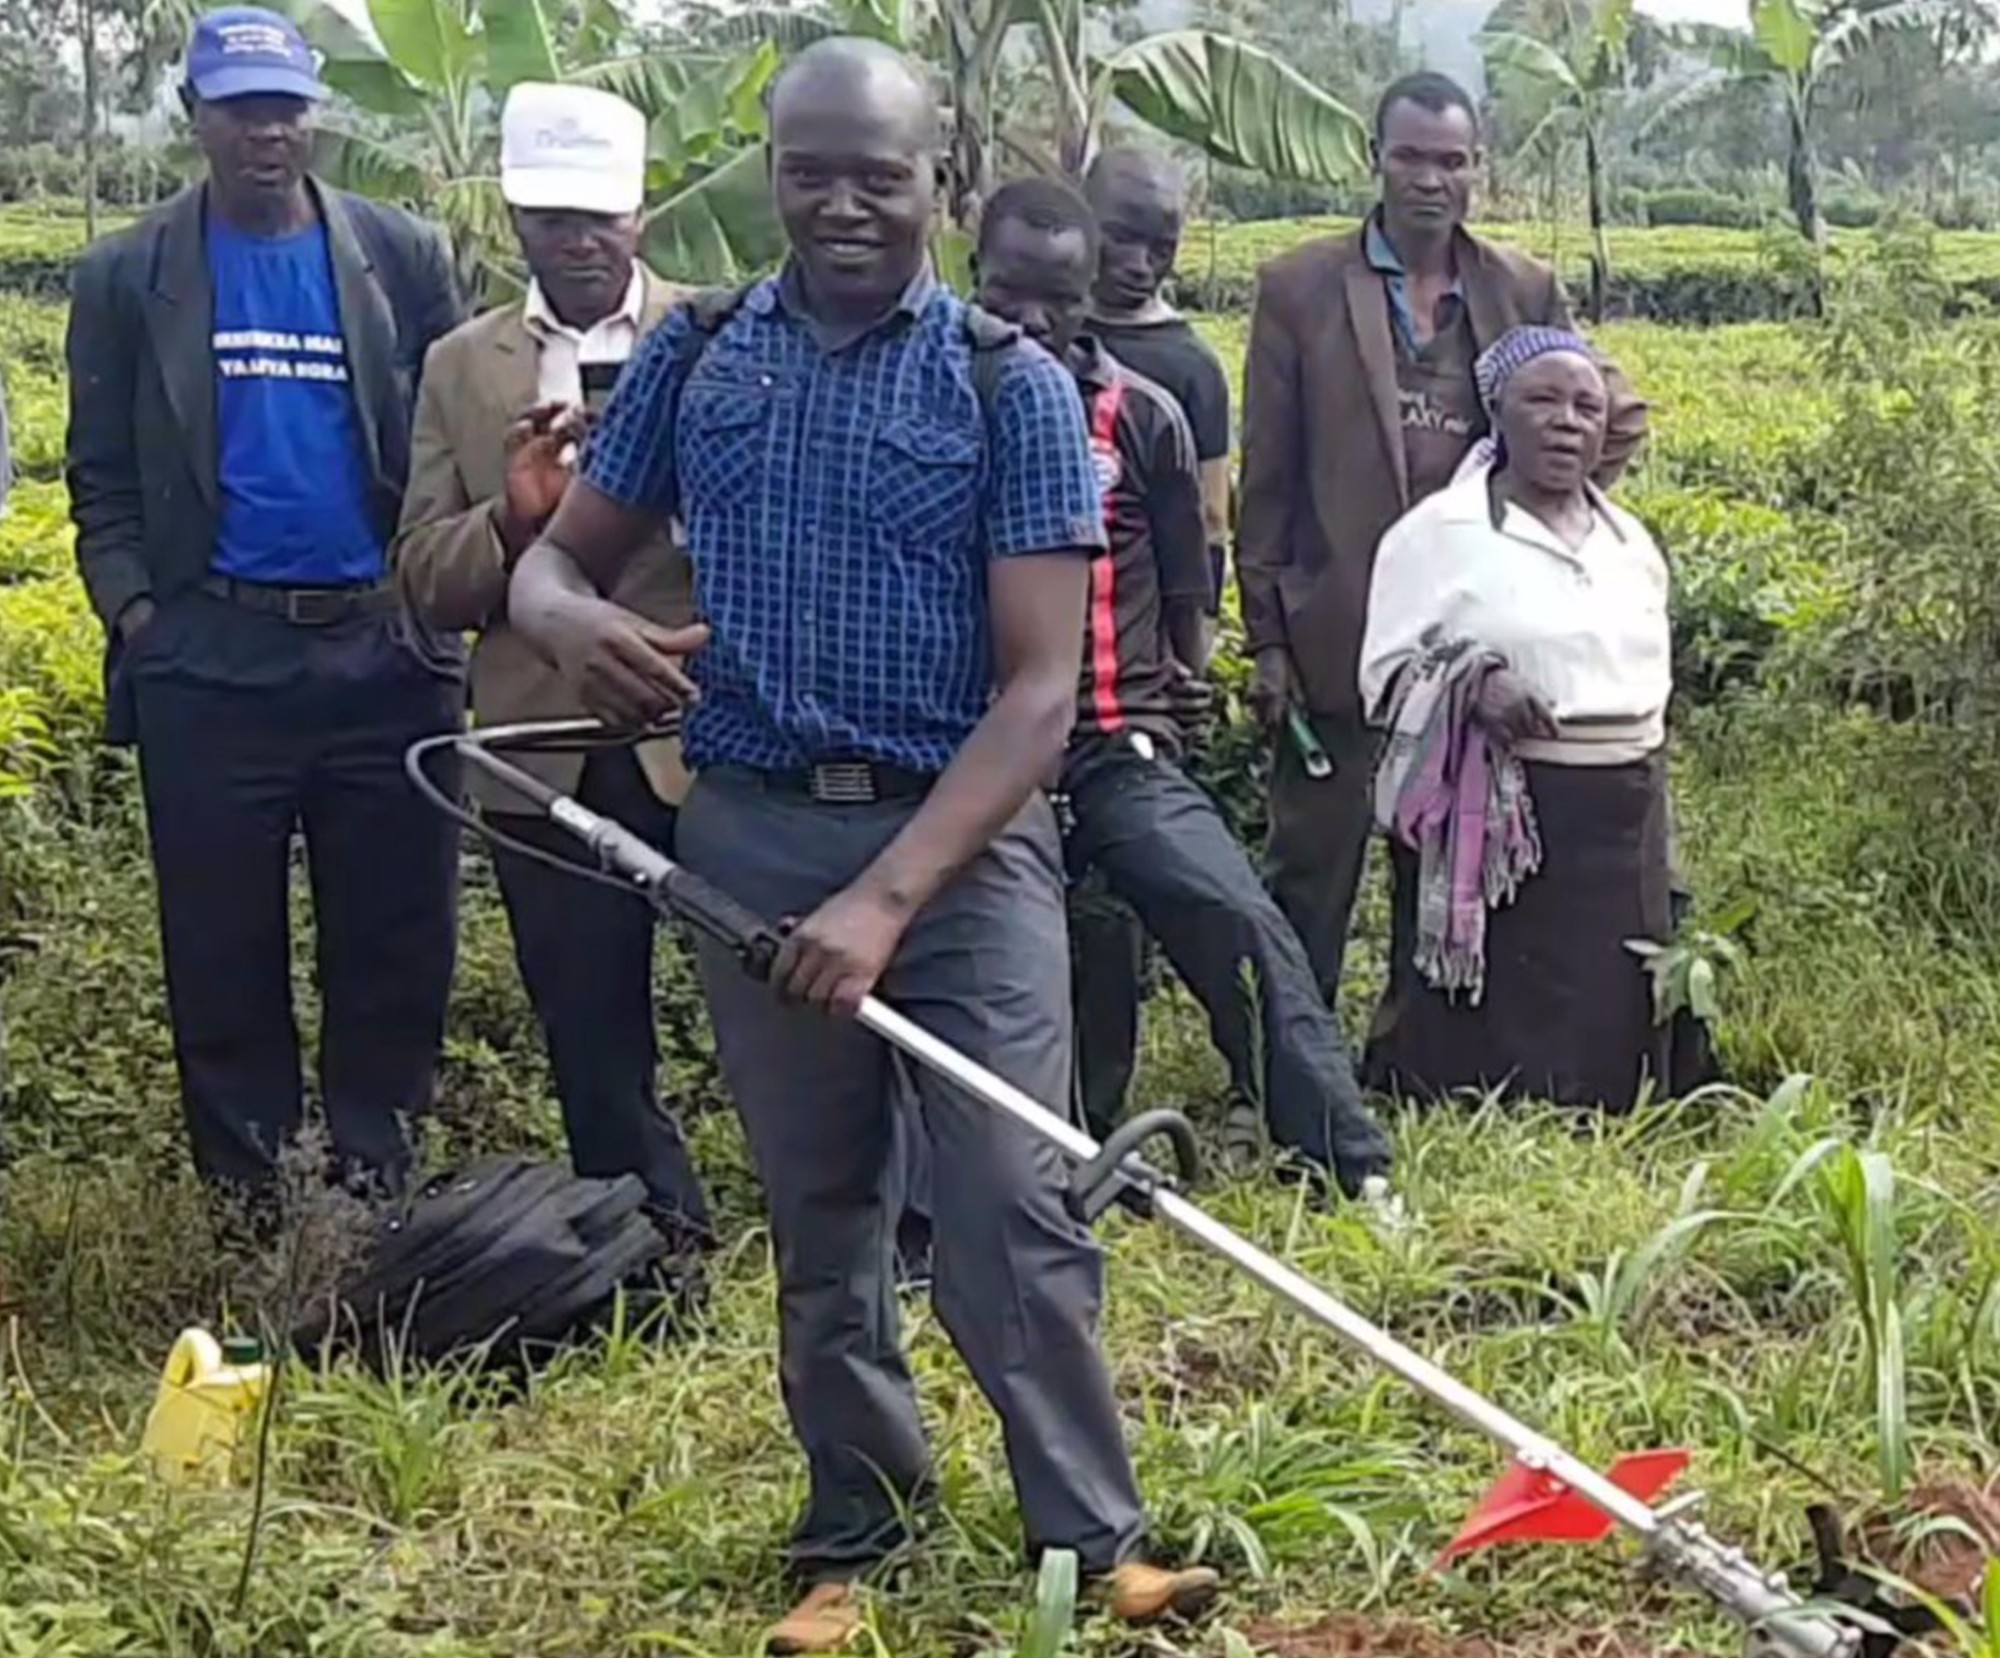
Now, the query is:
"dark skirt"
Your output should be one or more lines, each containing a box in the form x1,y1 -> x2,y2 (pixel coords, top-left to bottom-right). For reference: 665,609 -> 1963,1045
1364,753 -> 1705,1112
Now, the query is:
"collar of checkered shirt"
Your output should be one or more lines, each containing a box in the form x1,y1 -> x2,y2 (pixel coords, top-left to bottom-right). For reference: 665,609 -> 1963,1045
766,259 -> 940,345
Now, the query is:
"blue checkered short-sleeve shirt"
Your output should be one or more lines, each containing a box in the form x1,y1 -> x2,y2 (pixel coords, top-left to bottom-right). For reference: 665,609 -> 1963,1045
581,272 -> 1106,774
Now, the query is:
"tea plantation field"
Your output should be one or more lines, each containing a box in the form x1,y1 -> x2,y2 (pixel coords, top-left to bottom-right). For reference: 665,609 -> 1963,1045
4,211 -> 2000,1658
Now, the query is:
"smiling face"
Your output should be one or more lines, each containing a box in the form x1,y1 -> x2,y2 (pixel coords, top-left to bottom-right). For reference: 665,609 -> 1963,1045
513,207 -> 641,329
1374,96 -> 1478,244
1496,351 -> 1608,494
193,93 -> 315,221
975,213 -> 1093,357
1085,153 -> 1182,314
769,48 -> 940,320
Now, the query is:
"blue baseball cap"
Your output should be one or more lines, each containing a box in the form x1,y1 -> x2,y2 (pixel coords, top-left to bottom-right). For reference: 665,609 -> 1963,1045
185,7 -> 326,103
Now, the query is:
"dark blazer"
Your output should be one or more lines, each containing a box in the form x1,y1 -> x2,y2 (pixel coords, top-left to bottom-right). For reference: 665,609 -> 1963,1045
64,180 -> 462,641
1236,225 -> 1649,723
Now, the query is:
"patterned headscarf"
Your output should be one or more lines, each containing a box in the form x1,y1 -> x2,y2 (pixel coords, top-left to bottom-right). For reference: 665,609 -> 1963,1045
1457,324 -> 1599,482
1475,324 -> 1597,418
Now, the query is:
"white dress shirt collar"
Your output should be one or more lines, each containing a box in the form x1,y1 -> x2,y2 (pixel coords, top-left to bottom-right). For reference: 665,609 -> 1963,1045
522,268 -> 645,407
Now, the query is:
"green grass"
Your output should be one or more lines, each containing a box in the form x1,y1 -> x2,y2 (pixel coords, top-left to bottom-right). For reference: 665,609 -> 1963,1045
7,261 -> 2000,1654
6,709 -> 2000,1656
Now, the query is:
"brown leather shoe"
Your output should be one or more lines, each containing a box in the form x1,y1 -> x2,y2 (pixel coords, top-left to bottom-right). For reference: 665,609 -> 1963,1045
1103,1560 -> 1222,1625
765,1581 -> 863,1654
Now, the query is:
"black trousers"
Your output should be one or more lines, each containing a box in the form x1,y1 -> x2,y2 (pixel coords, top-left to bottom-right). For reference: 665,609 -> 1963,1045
127,592 -> 462,1196
490,749 -> 713,1239
1266,711 -> 1380,1009
1062,735 -> 1392,1194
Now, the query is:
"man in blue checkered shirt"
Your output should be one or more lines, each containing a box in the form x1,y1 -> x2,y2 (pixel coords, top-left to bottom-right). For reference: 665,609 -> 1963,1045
509,37 -> 1218,1655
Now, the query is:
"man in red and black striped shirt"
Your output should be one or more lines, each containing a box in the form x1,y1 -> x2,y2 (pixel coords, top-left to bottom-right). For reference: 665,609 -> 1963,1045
976,179 -> 1392,1198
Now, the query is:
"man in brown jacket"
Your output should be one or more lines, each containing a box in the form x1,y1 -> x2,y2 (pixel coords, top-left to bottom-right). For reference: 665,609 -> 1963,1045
394,81 -> 710,1243
1237,70 -> 1648,1009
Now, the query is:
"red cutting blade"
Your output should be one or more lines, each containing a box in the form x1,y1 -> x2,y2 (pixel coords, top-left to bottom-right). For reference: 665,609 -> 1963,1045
1436,1449 -> 1691,1566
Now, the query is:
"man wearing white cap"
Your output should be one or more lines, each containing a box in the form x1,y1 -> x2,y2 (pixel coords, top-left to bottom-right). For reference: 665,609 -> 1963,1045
394,82 -> 713,1249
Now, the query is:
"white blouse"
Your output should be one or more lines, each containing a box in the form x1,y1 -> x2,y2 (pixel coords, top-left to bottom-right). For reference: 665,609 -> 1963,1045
1359,465 -> 1672,766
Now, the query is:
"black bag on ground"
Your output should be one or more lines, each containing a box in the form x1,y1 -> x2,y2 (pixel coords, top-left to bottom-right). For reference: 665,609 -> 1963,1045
292,1156 -> 684,1372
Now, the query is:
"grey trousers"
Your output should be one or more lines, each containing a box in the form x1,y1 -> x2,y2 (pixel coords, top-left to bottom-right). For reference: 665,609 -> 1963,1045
1266,711 -> 1381,1010
676,769 -> 1146,1582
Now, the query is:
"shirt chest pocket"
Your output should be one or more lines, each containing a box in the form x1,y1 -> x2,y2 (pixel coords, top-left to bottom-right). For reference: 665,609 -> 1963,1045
870,417 -> 981,543
678,387 -> 771,510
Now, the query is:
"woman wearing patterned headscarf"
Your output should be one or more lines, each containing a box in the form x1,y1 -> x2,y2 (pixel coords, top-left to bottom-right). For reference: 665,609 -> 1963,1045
1356,325 -> 1701,1111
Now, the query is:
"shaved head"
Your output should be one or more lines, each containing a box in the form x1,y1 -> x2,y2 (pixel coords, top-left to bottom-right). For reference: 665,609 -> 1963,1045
768,35 -> 945,323
1084,146 -> 1185,212
770,36 -> 943,154
1085,146 -> 1187,313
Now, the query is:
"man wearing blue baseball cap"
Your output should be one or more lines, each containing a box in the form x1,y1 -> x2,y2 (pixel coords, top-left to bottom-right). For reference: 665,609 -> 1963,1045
65,6 -> 466,1210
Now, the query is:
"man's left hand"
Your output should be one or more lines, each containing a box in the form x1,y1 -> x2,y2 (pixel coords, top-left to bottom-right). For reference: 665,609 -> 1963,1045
1167,663 -> 1218,740
774,883 -> 912,1017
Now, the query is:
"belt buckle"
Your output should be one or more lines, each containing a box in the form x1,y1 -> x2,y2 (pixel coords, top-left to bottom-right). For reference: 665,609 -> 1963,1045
810,761 -> 877,805
284,588 -> 345,626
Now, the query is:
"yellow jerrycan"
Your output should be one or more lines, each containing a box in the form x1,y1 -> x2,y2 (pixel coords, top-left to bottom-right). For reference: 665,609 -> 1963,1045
139,1329 -> 270,1485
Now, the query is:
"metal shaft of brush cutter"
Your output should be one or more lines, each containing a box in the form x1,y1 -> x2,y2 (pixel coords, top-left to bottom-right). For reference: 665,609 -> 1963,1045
432,725 -> 1858,1658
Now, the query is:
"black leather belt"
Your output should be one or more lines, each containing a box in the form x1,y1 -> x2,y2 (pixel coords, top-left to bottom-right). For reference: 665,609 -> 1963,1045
736,759 -> 937,805
199,575 -> 399,626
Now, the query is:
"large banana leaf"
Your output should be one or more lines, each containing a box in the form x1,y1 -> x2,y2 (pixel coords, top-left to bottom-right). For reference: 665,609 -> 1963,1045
1817,0 -> 1968,77
480,0 -> 560,90
705,6 -> 839,50
1100,30 -> 1367,185
573,43 -> 776,135
1591,0 -> 1637,72
279,0 -> 429,115
1480,31 -> 1579,152
311,126 -> 431,200
650,48 -> 779,175
573,0 -> 628,62
367,0 -> 481,92
1480,29 -> 1586,96
436,173 -> 514,253
643,144 -> 787,284
1748,0 -> 1818,75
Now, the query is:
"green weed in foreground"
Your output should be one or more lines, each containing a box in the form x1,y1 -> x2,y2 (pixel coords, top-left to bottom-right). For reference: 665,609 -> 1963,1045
8,236 -> 2000,1654
7,699 -> 2000,1655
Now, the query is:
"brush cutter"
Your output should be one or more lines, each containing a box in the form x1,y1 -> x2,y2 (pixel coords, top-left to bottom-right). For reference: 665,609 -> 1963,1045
408,719 -> 1884,1658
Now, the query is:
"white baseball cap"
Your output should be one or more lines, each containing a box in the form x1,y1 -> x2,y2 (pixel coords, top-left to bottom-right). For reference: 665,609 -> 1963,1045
500,82 -> 648,216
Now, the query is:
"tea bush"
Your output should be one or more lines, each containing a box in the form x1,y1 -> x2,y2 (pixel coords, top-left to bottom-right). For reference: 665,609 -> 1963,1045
1638,187 -> 1765,230
1175,214 -> 2000,322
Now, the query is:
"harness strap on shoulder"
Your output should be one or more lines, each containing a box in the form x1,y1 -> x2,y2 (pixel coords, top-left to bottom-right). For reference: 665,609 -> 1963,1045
671,281 -> 758,380
670,283 -> 1024,417
961,301 -> 1022,415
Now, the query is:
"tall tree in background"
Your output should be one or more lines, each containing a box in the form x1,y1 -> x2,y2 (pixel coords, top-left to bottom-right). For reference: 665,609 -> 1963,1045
1815,0 -> 1998,208
1664,0 -> 1967,241
1481,0 -> 1637,319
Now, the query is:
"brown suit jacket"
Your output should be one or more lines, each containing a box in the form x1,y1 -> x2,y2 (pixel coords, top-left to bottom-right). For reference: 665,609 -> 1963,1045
1236,226 -> 1649,722
393,267 -> 693,804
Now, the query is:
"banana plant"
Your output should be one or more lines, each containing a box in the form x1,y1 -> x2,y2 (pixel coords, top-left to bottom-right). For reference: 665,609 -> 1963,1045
1657,0 -> 1969,244
278,0 -> 781,298
703,0 -> 1368,225
1479,0 -> 1636,321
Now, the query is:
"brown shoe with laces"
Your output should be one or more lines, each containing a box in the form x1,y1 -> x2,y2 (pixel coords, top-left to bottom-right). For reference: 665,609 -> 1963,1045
765,1581 -> 863,1654
1103,1560 -> 1222,1624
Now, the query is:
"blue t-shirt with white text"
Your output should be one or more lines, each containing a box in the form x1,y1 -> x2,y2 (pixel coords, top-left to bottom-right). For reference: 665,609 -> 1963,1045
207,217 -> 382,585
